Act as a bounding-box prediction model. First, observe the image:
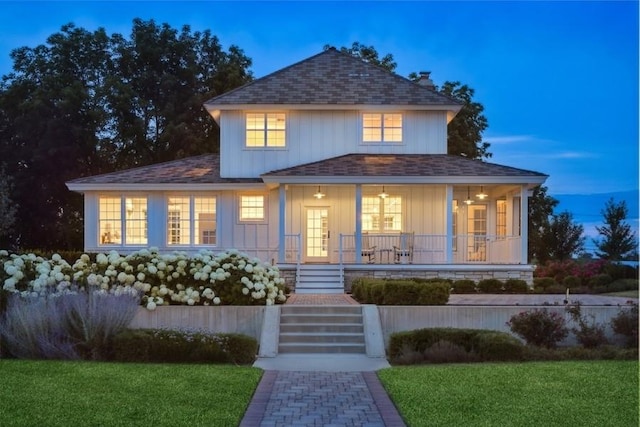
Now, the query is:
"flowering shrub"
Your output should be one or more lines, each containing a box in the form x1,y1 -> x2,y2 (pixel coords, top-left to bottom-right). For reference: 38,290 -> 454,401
507,309 -> 569,348
534,259 -> 608,285
1,248 -> 287,309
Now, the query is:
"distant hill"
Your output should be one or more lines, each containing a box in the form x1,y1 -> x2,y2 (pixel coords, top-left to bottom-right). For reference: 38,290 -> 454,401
551,189 -> 639,253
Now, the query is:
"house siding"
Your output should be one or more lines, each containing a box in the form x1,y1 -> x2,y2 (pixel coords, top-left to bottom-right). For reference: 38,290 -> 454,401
220,110 -> 448,178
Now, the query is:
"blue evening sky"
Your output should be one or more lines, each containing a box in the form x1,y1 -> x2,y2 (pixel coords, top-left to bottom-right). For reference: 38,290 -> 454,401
1,1 -> 638,199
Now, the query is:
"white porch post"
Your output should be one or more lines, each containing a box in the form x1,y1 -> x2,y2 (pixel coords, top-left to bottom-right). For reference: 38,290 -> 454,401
445,185 -> 453,263
520,185 -> 529,264
355,184 -> 362,263
278,184 -> 286,263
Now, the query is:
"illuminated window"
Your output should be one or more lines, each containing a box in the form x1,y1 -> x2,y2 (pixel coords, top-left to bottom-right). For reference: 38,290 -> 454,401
363,113 -> 402,142
496,200 -> 507,238
452,199 -> 458,251
246,113 -> 286,147
167,196 -> 216,246
99,196 -> 147,245
240,195 -> 265,221
362,195 -> 402,232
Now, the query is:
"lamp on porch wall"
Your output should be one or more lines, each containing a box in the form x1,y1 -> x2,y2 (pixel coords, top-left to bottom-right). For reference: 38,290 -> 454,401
476,186 -> 488,200
313,186 -> 325,199
378,186 -> 388,199
464,186 -> 474,205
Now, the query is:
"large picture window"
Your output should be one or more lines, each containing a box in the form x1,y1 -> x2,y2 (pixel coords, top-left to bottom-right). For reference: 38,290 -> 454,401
167,196 -> 216,246
246,113 -> 286,147
362,196 -> 402,232
362,113 -> 402,143
99,196 -> 147,245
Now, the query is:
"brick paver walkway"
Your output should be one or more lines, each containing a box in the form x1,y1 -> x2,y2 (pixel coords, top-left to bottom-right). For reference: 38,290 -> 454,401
240,371 -> 405,427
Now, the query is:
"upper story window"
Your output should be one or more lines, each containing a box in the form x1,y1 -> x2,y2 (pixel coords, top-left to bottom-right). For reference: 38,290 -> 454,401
239,195 -> 265,221
167,196 -> 217,246
99,196 -> 147,245
363,113 -> 402,143
362,195 -> 403,232
246,113 -> 286,147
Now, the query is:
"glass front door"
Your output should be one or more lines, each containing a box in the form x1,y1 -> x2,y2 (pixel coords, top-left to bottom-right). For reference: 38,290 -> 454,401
467,204 -> 487,261
305,207 -> 329,262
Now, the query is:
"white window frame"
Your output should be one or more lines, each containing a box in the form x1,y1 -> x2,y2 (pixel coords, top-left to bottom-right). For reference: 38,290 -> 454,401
362,113 -> 403,143
239,194 -> 267,223
166,195 -> 217,247
362,194 -> 403,233
245,113 -> 286,148
98,195 -> 148,246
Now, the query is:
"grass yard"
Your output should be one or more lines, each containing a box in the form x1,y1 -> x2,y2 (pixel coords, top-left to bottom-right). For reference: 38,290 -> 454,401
603,289 -> 639,298
378,360 -> 639,427
0,360 -> 262,427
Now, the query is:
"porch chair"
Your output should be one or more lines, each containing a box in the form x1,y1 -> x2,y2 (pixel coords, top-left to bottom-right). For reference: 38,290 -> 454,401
393,232 -> 415,264
361,232 -> 377,263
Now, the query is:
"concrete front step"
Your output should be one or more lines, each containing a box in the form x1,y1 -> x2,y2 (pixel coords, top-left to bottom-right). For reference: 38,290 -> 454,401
280,323 -> 364,333
278,342 -> 367,354
279,332 -> 365,344
296,265 -> 344,294
282,306 -> 362,314
280,314 -> 363,324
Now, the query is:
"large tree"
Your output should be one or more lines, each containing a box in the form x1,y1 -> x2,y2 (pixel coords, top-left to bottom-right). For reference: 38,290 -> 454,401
528,185 -> 559,263
594,198 -> 638,260
0,20 -> 253,250
543,211 -> 585,262
329,43 -> 491,160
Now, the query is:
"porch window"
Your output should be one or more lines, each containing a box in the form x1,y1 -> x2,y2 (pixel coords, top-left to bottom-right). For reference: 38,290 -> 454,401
362,113 -> 402,143
496,199 -> 507,238
240,195 -> 265,221
362,196 -> 402,232
99,196 -> 147,245
246,113 -> 286,147
452,199 -> 458,251
167,196 -> 217,246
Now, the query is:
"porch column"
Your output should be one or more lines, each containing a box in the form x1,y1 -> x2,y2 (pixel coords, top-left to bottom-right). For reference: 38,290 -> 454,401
355,184 -> 362,263
520,185 -> 529,264
278,184 -> 286,263
445,185 -> 453,263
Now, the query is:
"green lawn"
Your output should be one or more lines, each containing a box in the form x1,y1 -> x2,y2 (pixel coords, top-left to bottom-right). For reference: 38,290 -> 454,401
0,360 -> 262,427
603,289 -> 639,298
379,360 -> 639,427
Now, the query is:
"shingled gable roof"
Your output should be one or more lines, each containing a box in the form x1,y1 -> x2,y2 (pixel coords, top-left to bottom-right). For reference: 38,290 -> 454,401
261,154 -> 548,185
66,154 -> 261,191
203,48 -> 462,120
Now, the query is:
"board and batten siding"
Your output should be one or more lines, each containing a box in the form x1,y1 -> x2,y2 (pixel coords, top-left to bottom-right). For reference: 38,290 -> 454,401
219,110 -> 448,178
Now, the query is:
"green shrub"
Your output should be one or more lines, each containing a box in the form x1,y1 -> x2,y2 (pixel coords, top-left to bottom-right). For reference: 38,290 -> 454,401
471,331 -> 525,361
562,275 -> 582,289
611,304 -> 639,348
565,303 -> 609,349
603,263 -> 639,280
388,328 -> 478,360
587,274 -> 613,288
350,278 -> 449,305
507,309 -> 569,348
369,282 -> 385,305
503,279 -> 528,294
382,280 -> 421,305
416,281 -> 450,305
607,279 -> 639,293
451,279 -> 476,294
422,340 -> 478,364
112,329 -> 257,364
533,277 -> 557,291
477,278 -> 503,293
350,278 -> 366,301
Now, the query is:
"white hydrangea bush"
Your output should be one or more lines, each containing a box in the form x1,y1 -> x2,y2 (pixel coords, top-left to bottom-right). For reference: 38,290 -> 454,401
1,248 -> 287,310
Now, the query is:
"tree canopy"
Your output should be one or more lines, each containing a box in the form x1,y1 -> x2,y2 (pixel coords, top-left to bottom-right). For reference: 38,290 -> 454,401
0,19 -> 253,249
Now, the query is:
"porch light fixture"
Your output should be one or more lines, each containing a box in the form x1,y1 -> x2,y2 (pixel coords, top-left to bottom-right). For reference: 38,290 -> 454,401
464,186 -> 474,205
313,186 -> 325,199
378,186 -> 388,199
476,186 -> 487,200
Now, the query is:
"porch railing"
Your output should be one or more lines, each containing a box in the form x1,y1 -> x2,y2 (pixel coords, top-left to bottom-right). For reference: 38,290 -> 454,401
338,233 -> 522,265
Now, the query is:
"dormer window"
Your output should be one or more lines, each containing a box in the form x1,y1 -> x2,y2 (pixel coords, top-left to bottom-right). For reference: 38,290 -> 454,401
362,113 -> 402,143
246,113 -> 286,147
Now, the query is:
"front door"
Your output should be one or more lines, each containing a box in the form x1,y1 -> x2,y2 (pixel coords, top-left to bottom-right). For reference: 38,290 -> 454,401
467,204 -> 487,261
305,207 -> 329,262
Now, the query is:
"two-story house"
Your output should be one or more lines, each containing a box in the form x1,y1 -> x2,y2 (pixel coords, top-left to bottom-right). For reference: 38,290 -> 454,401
67,48 -> 547,293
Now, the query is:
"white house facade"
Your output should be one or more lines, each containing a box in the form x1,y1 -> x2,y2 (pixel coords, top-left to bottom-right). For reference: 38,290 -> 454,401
67,48 -> 548,293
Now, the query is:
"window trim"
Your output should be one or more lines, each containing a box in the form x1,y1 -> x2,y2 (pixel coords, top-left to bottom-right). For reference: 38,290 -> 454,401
238,193 -> 268,223
98,195 -> 148,247
166,195 -> 217,247
245,112 -> 287,149
361,193 -> 404,233
361,112 -> 403,144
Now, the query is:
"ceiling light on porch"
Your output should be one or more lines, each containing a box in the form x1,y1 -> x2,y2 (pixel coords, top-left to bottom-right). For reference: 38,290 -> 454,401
313,186 -> 325,199
464,186 -> 474,205
378,186 -> 388,199
476,186 -> 488,200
